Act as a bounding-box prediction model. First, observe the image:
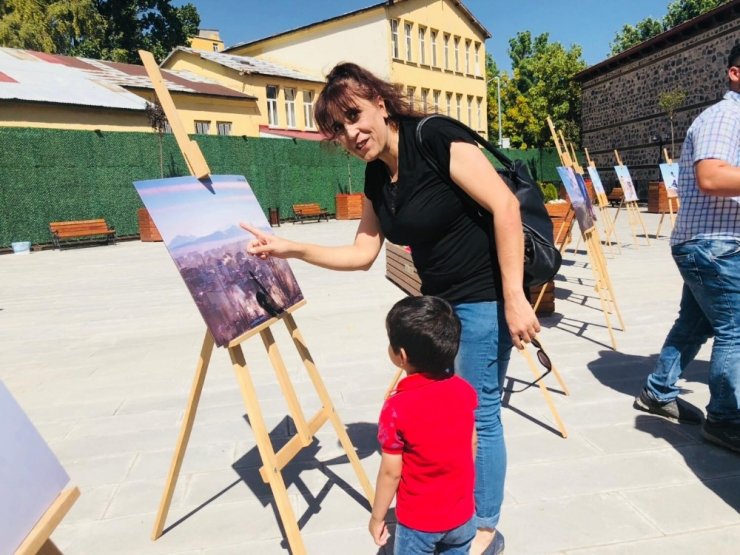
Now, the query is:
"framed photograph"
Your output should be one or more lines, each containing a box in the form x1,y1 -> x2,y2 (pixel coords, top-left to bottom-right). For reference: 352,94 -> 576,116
614,165 -> 639,202
1,381 -> 70,555
557,166 -> 595,233
586,166 -> 606,196
134,175 -> 304,347
659,162 -> 679,199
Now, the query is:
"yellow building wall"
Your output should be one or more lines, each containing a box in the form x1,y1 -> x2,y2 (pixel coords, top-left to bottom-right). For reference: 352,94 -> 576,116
388,0 -> 488,135
227,0 -> 489,136
190,35 -> 224,53
229,9 -> 390,80
133,89 -> 260,136
163,51 -> 325,134
0,101 -> 150,131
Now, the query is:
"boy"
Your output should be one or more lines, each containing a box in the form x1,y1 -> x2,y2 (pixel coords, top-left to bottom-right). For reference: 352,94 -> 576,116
369,296 -> 479,554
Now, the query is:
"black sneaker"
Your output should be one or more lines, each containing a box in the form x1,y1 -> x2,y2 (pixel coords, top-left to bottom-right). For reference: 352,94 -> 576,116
633,388 -> 703,424
481,531 -> 505,555
702,420 -> 740,454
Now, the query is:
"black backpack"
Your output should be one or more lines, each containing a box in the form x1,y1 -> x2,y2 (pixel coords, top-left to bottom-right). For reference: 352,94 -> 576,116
415,115 -> 562,288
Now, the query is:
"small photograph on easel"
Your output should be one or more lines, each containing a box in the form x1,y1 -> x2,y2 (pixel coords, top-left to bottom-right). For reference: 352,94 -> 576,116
557,166 -> 595,233
659,163 -> 680,199
134,175 -> 304,347
614,165 -> 639,202
586,167 -> 606,196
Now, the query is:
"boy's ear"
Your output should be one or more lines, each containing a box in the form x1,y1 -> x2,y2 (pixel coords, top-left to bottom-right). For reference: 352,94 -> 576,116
398,347 -> 409,368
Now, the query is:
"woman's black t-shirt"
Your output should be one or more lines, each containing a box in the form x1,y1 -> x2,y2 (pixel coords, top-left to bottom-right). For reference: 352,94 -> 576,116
364,116 -> 502,303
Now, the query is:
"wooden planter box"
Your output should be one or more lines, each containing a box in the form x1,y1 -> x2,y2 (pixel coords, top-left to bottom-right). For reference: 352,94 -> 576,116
335,193 -> 364,220
385,242 -> 555,315
546,202 -> 572,248
647,181 -> 679,214
138,208 -> 162,242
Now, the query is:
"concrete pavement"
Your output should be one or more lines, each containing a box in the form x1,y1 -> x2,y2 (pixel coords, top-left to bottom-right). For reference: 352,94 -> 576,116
1,209 -> 738,554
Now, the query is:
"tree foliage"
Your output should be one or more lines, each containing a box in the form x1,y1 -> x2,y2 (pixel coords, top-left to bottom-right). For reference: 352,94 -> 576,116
0,0 -> 199,62
488,32 -> 587,149
610,0 -> 730,55
658,89 -> 687,158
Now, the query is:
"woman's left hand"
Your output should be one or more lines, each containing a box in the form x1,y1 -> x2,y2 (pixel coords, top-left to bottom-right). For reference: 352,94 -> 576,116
505,294 -> 541,349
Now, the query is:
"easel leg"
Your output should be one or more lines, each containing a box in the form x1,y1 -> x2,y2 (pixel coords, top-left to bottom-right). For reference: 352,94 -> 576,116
385,367 -> 404,399
656,213 -> 666,238
585,232 -> 619,350
517,348 -> 567,438
229,344 -> 307,555
152,330 -> 215,540
283,314 -> 375,505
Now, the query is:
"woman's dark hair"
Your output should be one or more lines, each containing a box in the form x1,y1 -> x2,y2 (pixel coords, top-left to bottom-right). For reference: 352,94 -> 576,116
315,62 -> 426,140
386,296 -> 461,377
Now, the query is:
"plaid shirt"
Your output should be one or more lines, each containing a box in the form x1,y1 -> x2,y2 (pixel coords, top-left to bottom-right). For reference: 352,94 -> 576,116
671,91 -> 740,246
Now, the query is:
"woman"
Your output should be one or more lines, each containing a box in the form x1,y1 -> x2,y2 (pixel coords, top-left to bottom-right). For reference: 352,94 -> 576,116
241,62 -> 539,555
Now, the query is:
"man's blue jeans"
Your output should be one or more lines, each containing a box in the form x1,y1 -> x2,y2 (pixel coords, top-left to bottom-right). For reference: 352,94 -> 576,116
645,238 -> 740,423
394,518 -> 475,554
453,301 -> 512,530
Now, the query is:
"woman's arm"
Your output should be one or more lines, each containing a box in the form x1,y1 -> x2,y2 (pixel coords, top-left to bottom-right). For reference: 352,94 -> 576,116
240,200 -> 384,271
449,141 -> 540,348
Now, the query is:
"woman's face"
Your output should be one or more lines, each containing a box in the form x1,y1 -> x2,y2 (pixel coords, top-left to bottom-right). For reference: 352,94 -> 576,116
332,95 -> 391,163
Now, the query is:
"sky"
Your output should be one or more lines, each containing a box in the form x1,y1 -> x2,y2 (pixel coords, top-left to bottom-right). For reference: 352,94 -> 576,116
174,0 -> 673,72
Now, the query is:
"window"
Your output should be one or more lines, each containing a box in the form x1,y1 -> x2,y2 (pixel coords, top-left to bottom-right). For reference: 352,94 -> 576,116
303,90 -> 315,129
456,94 -> 462,120
465,40 -> 471,74
446,92 -> 452,116
477,97 -> 483,130
467,95 -> 473,126
454,37 -> 460,71
217,121 -> 232,136
212,43 -> 219,52
419,26 -> 426,64
421,88 -> 429,112
163,121 -> 172,134
433,90 -> 440,113
390,20 -> 399,58
285,87 -> 296,127
443,34 -> 450,69
474,43 -> 481,77
405,22 -> 412,62
195,120 -> 210,134
407,86 -> 415,109
431,30 -> 438,67
266,85 -> 279,126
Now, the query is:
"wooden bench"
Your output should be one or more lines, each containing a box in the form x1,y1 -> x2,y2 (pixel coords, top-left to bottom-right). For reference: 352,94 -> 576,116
607,186 -> 624,207
49,219 -> 116,249
292,203 -> 329,223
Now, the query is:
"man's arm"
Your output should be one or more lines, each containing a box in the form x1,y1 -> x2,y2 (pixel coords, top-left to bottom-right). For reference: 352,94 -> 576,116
695,159 -> 740,196
368,452 -> 402,546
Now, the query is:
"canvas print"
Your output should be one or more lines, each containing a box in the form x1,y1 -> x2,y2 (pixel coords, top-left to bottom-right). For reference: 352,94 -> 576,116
614,165 -> 639,202
134,175 -> 304,347
586,166 -> 606,196
557,166 -> 595,233
659,162 -> 679,199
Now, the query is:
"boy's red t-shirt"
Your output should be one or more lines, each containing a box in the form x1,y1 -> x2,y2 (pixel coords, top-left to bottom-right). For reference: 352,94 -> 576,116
377,372 -> 477,532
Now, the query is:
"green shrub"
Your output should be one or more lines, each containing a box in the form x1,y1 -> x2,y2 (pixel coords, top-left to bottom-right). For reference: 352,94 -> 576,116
538,181 -> 559,203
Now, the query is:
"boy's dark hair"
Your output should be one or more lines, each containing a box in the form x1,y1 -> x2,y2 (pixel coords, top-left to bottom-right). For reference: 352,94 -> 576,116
386,296 -> 461,376
730,43 -> 740,68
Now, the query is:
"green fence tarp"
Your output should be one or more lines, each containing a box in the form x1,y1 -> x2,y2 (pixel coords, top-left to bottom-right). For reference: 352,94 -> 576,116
0,127 -> 562,248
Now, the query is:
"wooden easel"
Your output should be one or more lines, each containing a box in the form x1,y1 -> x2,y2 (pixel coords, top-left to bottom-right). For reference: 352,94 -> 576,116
584,148 -> 621,254
548,119 -> 625,350
15,487 -> 80,555
139,51 -> 374,555
655,148 -> 680,238
613,150 -> 650,246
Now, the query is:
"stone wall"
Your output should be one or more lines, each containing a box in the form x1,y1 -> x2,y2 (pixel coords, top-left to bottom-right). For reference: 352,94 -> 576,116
577,5 -> 739,197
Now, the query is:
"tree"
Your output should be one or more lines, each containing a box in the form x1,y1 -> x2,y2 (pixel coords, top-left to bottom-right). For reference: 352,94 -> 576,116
145,99 -> 168,177
0,0 -> 199,62
488,32 -> 586,149
609,0 -> 730,55
658,89 -> 687,158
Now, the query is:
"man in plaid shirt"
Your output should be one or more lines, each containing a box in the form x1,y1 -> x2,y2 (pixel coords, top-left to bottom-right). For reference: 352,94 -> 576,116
635,43 -> 740,453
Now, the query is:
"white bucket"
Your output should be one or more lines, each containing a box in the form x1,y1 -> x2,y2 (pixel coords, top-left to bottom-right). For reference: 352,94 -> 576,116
11,241 -> 31,255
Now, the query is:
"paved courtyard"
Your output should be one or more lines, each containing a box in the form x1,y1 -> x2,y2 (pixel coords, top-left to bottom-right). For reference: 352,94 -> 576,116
1,210 -> 739,554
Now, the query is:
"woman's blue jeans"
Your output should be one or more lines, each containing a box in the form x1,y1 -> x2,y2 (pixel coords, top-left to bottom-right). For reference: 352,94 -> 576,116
453,301 -> 512,529
645,239 -> 740,423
